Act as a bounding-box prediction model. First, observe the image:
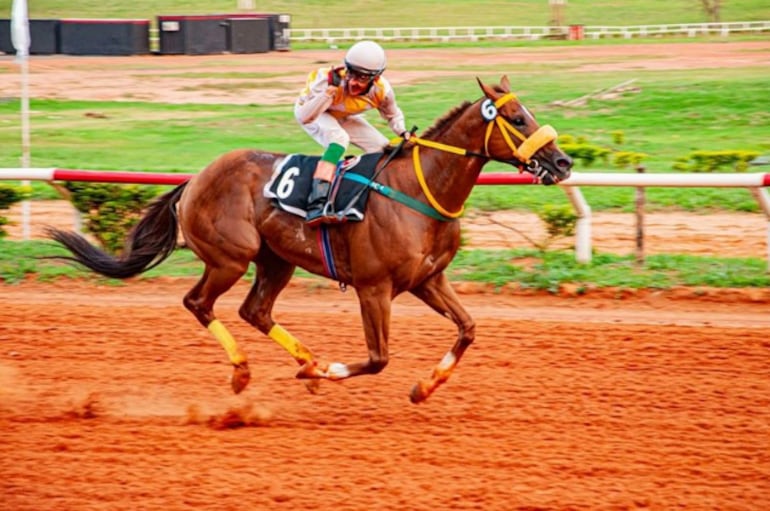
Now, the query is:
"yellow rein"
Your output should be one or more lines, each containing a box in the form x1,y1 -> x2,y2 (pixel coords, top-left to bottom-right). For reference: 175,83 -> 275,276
406,92 -> 558,219
412,145 -> 464,218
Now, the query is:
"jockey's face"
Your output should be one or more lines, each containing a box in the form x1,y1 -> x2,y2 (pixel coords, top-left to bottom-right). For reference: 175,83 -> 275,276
346,69 -> 378,96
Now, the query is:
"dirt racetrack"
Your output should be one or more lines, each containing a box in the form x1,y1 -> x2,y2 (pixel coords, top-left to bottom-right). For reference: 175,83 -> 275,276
2,278 -> 770,511
2,40 -> 770,510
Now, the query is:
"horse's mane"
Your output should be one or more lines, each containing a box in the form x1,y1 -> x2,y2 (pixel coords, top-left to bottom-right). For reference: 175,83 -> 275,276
420,101 -> 473,140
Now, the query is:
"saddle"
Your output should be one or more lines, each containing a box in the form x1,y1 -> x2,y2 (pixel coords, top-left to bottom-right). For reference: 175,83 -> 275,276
264,152 -> 382,222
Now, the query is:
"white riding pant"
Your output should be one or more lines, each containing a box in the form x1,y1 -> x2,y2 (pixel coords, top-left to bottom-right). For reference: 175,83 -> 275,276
296,111 -> 390,154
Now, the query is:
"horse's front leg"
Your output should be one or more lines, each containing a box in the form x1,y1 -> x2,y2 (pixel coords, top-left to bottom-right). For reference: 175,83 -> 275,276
296,283 -> 392,380
408,272 -> 475,404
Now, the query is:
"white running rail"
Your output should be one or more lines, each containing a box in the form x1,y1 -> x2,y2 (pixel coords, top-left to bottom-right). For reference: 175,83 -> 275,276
286,21 -> 770,43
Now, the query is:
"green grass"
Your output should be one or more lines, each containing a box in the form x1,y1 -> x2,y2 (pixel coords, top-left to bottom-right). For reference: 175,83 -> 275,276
3,240 -> 768,289
6,0 -> 770,27
2,65 -> 768,210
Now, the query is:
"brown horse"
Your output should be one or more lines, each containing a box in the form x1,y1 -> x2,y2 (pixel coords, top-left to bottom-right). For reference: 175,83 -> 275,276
48,76 -> 572,404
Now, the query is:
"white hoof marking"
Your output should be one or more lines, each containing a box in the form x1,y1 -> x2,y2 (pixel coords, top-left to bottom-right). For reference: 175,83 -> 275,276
327,362 -> 350,379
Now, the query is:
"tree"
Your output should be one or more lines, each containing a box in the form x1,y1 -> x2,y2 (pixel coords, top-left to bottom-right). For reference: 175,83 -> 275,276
700,0 -> 721,22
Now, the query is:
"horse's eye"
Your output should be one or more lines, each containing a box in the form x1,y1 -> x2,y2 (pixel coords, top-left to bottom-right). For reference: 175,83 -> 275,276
512,116 -> 526,127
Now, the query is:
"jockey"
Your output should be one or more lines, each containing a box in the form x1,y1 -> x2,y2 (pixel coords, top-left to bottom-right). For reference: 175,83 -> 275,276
294,40 -> 409,227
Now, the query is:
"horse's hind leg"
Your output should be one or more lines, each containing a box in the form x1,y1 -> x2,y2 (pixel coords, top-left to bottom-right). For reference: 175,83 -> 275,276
408,272 -> 476,404
184,264 -> 252,394
238,246 -> 320,393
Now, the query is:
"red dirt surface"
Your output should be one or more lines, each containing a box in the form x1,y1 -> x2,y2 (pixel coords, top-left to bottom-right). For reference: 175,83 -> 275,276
2,278 -> 770,510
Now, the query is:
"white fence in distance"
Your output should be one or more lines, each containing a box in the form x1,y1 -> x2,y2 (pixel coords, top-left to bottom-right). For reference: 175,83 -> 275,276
286,20 -> 770,43
2,168 -> 770,269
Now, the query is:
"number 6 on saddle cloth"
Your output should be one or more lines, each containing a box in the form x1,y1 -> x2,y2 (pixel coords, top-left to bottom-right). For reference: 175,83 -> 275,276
265,153 -> 382,222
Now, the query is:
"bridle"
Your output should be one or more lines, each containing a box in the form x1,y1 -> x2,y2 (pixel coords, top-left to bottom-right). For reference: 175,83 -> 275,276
482,93 -> 559,181
408,92 -> 560,218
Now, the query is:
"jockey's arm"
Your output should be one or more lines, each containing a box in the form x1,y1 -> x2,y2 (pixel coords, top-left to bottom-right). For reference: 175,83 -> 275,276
295,69 -> 337,125
379,88 -> 407,137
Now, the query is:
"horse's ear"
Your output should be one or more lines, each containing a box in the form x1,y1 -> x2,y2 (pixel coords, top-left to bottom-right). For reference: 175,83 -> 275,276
500,75 -> 511,91
477,77 -> 497,99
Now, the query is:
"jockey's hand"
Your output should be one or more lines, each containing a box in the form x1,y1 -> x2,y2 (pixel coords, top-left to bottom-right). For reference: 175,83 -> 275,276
327,67 -> 344,87
400,131 -> 412,141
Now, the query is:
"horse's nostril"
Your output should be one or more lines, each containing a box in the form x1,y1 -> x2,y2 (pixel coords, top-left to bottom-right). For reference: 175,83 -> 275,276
557,156 -> 573,170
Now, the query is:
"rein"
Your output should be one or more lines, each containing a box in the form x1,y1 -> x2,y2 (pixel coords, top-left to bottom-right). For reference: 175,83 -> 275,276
409,92 -> 558,217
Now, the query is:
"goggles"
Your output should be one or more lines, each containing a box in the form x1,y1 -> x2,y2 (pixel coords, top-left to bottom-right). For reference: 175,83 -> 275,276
346,65 -> 381,82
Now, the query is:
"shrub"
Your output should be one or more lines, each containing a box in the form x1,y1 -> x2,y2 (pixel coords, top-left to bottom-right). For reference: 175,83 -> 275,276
64,182 -> 160,254
614,151 -> 648,169
559,142 -> 612,167
538,204 -> 577,241
0,184 -> 27,238
673,150 -> 761,173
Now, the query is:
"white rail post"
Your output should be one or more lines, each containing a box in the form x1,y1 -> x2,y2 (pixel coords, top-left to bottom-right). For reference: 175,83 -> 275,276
563,186 -> 592,264
750,187 -> 770,272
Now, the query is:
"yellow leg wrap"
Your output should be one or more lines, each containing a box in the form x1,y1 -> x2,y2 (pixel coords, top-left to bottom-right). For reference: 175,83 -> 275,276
207,319 -> 247,365
268,324 -> 314,363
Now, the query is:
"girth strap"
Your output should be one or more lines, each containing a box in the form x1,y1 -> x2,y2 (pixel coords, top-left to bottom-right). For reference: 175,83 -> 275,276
316,226 -> 339,279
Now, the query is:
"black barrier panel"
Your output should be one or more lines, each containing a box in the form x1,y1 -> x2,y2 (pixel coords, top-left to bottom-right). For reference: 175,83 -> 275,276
158,15 -> 230,55
0,19 -> 60,55
158,13 -> 288,54
0,19 -> 15,54
228,18 -> 270,53
29,19 -> 60,54
184,19 -> 229,55
60,19 -> 150,56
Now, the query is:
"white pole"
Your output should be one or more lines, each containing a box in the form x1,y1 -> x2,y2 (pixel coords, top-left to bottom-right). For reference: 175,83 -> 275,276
750,187 -> 770,272
11,0 -> 31,240
563,186 -> 592,264
20,55 -> 31,240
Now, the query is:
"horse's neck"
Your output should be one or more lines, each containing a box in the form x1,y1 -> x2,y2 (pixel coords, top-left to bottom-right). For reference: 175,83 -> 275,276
414,117 -> 488,214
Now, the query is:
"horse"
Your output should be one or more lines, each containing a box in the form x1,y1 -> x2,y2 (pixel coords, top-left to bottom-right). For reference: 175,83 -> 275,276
48,76 -> 573,404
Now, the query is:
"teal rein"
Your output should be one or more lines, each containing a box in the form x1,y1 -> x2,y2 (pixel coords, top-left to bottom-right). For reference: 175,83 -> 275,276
342,172 -> 455,222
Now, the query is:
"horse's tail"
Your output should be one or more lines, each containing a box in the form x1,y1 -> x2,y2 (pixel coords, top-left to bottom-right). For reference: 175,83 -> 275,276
47,181 -> 189,279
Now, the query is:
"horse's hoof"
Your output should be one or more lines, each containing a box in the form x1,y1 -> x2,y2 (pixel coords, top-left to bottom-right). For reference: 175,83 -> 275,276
230,362 -> 251,394
409,381 -> 430,404
296,360 -> 324,379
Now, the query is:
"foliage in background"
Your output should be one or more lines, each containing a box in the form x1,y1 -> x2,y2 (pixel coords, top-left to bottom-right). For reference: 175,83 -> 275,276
673,150 -> 761,172
557,134 -> 612,167
613,151 -> 648,169
64,182 -> 160,253
0,184 -> 26,238
3,239 -> 769,289
538,205 -> 577,249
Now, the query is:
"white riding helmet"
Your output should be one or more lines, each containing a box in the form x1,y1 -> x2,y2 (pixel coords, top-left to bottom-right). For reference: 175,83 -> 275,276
344,40 -> 387,78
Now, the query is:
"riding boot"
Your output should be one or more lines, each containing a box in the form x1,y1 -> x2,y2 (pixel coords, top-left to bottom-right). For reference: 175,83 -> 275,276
306,178 -> 339,227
